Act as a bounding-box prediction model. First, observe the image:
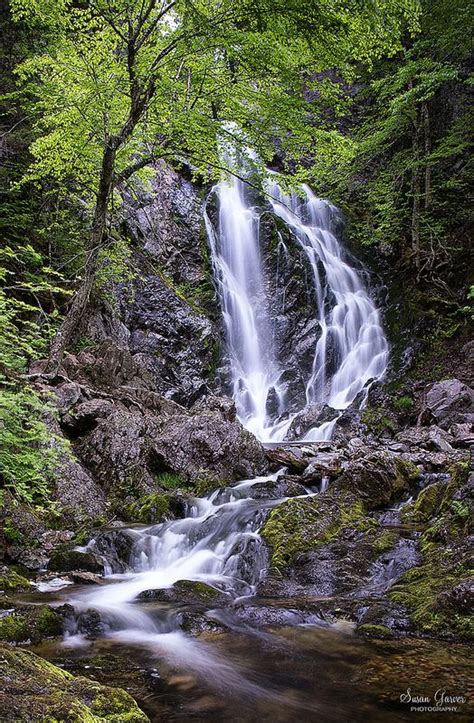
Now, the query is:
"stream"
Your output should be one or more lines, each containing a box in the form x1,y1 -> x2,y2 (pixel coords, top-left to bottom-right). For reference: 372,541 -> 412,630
30,471 -> 472,722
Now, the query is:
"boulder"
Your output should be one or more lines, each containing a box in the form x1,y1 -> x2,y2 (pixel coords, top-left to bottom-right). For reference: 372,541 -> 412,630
422,379 -> 474,430
47,549 -> 104,574
336,451 -> 419,509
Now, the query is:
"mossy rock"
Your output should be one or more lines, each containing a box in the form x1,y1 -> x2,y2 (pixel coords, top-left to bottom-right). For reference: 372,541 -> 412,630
0,606 -> 64,643
48,549 -> 103,574
0,570 -> 31,592
389,463 -> 473,640
138,579 -> 227,606
0,646 -> 149,722
335,453 -> 419,510
356,623 -> 394,639
402,481 -> 445,523
261,488 -> 365,573
0,614 -> 30,643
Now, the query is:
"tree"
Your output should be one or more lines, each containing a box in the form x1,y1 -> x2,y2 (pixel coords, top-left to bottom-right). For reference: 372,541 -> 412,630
312,0 -> 472,290
10,0 -> 419,373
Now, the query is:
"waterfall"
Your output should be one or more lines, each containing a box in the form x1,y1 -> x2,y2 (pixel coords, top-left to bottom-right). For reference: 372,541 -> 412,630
205,173 -> 388,442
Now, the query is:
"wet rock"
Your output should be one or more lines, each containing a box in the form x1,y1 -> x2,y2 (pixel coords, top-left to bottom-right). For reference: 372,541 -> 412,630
138,580 -> 229,607
47,549 -> 104,574
178,611 -> 228,635
243,477 -> 308,500
286,403 -> 339,441
85,528 -> 140,573
422,379 -> 474,429
151,398 -> 267,484
0,645 -> 149,721
61,398 -> 115,435
301,452 -> 343,482
356,538 -> 422,597
337,451 -> 419,509
75,608 -> 109,637
265,447 -> 308,473
451,422 -> 474,448
437,580 -> 474,615
395,425 -> 454,452
232,603 -> 327,628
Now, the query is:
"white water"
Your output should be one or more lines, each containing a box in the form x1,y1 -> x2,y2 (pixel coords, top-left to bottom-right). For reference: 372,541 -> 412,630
206,174 -> 388,442
63,472 -> 319,694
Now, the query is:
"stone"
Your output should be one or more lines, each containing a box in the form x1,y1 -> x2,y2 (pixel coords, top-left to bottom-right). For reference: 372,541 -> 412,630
423,379 -> 474,430
47,549 -> 104,574
0,645 -> 149,721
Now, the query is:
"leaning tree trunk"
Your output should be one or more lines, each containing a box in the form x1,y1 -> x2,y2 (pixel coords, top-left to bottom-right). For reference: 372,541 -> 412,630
410,106 -> 422,276
422,101 -> 431,209
45,140 -> 116,375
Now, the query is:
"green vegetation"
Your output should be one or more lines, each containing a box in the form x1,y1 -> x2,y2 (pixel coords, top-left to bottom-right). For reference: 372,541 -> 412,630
391,462 -> 473,639
261,489 -> 365,573
0,646 -> 149,721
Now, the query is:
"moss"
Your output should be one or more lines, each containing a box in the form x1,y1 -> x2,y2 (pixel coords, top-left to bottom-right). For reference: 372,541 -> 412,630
35,607 -> 63,638
402,481 -> 445,523
261,490 -> 365,573
389,463 -> 472,640
356,623 -> 394,639
0,570 -> 31,591
393,395 -> 414,412
361,406 -> 396,434
3,518 -> 23,545
195,477 -> 229,497
373,530 -> 398,554
0,646 -> 149,722
0,614 -> 30,642
126,492 -> 172,523
0,605 -> 64,643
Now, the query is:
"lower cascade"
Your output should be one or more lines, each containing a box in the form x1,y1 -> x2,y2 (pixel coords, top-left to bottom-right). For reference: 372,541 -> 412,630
63,473 -> 320,695
205,174 -> 389,442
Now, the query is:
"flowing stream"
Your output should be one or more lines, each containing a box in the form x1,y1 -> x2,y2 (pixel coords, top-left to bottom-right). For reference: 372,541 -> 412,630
59,473 -> 322,704
205,173 -> 388,442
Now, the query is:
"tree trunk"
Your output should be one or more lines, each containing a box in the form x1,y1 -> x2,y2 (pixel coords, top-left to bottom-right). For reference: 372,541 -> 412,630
411,105 -> 422,275
45,140 -> 116,374
422,101 -> 431,209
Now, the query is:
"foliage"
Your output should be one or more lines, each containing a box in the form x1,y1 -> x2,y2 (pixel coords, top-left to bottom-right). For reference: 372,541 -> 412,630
0,283 -> 68,507
299,0 -> 472,296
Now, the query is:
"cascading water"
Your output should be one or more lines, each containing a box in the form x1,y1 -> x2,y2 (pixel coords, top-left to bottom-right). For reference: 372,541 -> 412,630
205,173 -> 388,442
60,473 -> 320,699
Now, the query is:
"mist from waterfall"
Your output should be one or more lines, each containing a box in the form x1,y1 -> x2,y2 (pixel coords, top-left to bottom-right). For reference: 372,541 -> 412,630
205,170 -> 388,442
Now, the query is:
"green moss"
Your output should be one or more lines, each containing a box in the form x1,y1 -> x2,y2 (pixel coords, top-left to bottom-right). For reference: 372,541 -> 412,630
0,614 -> 29,642
389,462 -> 472,640
402,481 -> 445,523
127,492 -> 172,523
261,490 -> 365,573
195,477 -> 229,497
3,518 -> 23,545
356,623 -> 394,639
361,406 -> 396,434
0,646 -> 149,722
35,607 -> 63,638
154,471 -> 183,490
393,395 -> 414,412
373,530 -> 398,554
0,570 -> 31,591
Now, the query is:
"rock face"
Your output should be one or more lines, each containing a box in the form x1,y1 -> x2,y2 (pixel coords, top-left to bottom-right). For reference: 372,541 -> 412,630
422,379 -> 474,429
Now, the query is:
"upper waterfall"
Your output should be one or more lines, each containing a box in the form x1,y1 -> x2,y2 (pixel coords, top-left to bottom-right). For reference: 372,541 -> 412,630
205,170 -> 388,443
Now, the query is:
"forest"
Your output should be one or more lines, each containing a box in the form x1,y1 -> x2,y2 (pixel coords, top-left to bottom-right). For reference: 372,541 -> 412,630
0,0 -> 472,720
